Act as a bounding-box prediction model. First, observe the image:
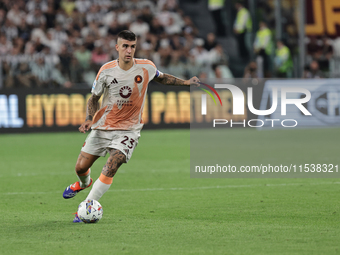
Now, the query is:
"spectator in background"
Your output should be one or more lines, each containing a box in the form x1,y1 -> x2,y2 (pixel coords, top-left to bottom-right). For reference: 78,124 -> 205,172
86,5 -> 102,24
243,61 -> 258,79
7,4 -> 26,26
12,62 -> 34,88
44,31 -> 62,54
150,17 -> 165,36
254,21 -> 273,77
209,63 -> 233,81
26,0 -> 48,13
26,8 -> 46,28
91,42 -> 109,70
233,1 -> 252,60
117,7 -> 133,26
58,44 -> 72,81
204,32 -> 218,51
107,20 -> 123,36
306,36 -> 321,58
185,55 -> 201,79
190,38 -> 209,67
75,0 -> 91,14
50,23 -> 68,44
318,36 -> 333,72
13,37 -> 25,53
140,6 -> 153,25
69,56 -> 84,84
274,40 -> 293,78
44,4 -> 56,29
164,16 -> 182,35
61,0 -> 76,17
55,7 -> 68,25
103,9 -> 117,27
0,9 -> 7,27
208,0 -> 226,37
169,33 -> 183,51
182,16 -> 198,36
129,16 -> 150,39
74,44 -> 91,70
0,33 -> 12,55
18,18 -> 30,41
2,19 -> 19,42
303,60 -> 324,79
42,46 -> 60,66
208,44 -> 228,66
137,41 -> 153,60
167,50 -> 186,79
29,56 -> 52,87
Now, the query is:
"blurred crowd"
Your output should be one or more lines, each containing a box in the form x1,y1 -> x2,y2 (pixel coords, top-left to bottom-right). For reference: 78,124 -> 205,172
231,0 -> 340,80
1,0 -> 340,89
0,0 -> 230,89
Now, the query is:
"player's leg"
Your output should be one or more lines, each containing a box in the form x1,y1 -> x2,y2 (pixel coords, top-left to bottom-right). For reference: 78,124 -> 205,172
75,151 -> 100,186
86,148 -> 126,201
63,152 -> 99,199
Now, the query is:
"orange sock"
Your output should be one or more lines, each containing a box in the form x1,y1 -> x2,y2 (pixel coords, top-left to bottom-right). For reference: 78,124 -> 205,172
99,173 -> 113,185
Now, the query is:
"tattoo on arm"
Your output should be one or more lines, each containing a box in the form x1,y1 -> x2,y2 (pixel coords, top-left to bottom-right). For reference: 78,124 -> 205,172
85,94 -> 101,121
153,73 -> 188,86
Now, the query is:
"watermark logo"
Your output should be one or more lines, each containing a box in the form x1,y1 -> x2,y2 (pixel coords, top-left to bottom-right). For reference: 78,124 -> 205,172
309,84 -> 340,124
199,84 -> 312,128
198,82 -> 222,115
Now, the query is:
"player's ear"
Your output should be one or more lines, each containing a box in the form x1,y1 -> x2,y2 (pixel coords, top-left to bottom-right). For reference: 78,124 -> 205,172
115,44 -> 119,51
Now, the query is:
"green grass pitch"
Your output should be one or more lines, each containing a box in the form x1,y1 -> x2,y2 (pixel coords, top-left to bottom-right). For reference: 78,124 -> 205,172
0,128 -> 339,255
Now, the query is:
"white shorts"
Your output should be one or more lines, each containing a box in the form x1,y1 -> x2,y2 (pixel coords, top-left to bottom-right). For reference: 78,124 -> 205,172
81,129 -> 140,162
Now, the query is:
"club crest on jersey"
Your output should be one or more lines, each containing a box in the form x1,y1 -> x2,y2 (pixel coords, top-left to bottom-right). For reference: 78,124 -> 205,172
110,78 -> 118,84
119,86 -> 132,99
134,75 -> 143,84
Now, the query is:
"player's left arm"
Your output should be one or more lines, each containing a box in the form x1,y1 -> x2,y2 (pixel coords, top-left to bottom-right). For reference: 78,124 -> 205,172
153,72 -> 200,86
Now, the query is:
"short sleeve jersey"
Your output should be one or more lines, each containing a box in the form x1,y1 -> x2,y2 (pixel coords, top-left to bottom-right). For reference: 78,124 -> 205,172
91,58 -> 159,131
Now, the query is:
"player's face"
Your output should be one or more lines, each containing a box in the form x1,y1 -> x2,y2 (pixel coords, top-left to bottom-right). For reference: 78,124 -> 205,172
116,38 -> 137,63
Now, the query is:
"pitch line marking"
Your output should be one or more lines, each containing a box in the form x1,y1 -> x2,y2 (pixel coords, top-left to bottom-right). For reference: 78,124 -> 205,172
2,181 -> 340,195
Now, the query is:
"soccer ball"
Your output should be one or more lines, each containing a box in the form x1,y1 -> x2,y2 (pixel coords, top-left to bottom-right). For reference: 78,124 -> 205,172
77,199 -> 103,223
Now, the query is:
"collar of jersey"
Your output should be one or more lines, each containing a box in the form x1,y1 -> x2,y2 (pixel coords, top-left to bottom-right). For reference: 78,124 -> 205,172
116,58 -> 136,72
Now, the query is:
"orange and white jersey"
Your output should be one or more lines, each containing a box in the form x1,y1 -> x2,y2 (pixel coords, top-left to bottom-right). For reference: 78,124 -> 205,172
91,58 -> 159,131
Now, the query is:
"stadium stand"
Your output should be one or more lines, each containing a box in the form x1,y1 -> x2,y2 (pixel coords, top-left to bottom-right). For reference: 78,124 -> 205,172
0,0 -> 339,89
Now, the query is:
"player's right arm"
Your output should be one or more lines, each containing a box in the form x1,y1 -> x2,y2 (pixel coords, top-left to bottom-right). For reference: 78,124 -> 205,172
79,94 -> 101,133
79,64 -> 107,133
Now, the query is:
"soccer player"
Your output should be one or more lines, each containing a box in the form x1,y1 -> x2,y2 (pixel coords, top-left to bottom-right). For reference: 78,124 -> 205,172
63,30 -> 199,222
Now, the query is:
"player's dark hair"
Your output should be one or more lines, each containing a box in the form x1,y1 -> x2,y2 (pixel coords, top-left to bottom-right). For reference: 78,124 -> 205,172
117,30 -> 136,41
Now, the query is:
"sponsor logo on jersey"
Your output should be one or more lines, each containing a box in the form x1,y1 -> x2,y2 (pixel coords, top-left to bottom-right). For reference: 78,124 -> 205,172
134,75 -> 143,84
117,100 -> 132,107
92,80 -> 96,90
119,86 -> 132,99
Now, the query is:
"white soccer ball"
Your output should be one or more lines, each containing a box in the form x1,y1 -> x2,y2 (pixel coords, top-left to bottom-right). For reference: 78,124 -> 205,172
77,199 -> 103,223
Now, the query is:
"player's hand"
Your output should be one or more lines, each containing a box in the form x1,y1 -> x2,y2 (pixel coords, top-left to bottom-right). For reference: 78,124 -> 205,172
79,120 -> 92,133
188,76 -> 200,86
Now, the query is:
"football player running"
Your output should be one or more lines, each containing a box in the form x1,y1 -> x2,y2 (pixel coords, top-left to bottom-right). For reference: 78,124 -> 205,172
62,30 -> 199,222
